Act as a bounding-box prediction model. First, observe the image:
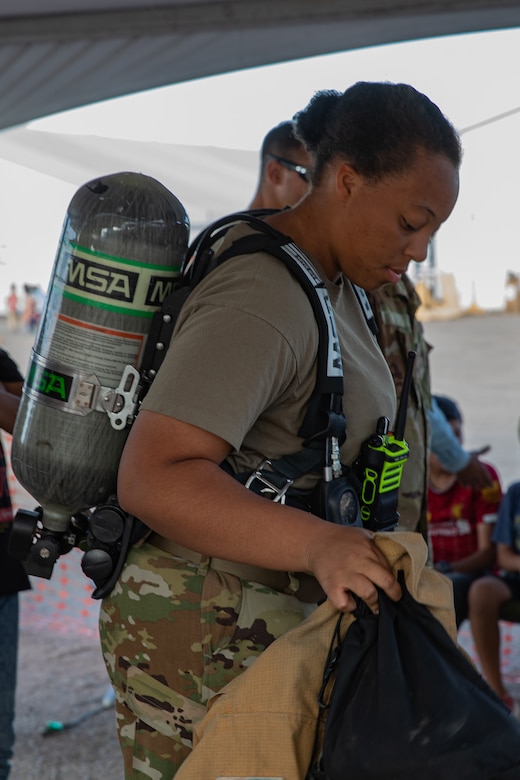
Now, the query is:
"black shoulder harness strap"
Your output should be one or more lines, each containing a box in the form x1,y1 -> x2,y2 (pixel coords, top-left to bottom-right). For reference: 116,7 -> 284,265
139,211 -> 376,483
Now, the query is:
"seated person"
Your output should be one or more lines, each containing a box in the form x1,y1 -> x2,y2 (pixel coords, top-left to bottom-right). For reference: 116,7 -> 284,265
427,395 -> 502,627
468,480 -> 520,715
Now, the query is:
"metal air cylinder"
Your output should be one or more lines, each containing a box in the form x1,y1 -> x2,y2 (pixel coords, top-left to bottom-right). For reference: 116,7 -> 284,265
11,172 -> 189,533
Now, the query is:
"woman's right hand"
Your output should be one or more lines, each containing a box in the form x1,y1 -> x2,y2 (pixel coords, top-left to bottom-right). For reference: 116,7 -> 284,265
304,524 -> 402,613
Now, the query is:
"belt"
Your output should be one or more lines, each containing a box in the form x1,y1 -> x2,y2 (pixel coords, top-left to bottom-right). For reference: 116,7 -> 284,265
147,533 -> 322,603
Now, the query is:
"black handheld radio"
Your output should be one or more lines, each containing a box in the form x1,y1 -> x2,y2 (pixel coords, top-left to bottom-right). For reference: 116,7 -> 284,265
355,350 -> 416,532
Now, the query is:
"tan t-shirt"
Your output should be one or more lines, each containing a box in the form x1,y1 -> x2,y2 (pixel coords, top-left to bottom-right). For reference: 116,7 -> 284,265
143,228 -> 396,489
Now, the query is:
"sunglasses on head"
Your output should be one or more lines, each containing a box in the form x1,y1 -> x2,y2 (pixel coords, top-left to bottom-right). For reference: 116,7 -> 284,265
268,153 -> 309,182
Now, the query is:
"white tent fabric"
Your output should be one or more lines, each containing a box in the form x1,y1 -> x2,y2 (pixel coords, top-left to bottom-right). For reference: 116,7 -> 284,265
0,127 -> 257,230
2,0 -> 520,131
0,127 -> 260,302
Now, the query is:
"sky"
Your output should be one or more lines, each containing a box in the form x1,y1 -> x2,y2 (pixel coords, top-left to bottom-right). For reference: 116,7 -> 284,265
2,25 -> 520,311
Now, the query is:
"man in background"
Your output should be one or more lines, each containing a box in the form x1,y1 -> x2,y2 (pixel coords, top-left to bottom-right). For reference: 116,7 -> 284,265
248,121 -> 310,211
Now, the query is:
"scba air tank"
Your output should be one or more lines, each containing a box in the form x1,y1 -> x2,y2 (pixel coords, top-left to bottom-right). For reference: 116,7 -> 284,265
11,172 -> 189,534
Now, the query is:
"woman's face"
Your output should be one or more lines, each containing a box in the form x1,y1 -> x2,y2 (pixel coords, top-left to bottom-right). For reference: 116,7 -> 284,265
327,149 -> 459,290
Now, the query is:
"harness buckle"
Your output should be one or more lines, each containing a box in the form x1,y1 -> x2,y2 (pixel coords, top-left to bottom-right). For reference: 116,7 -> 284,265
245,459 -> 294,504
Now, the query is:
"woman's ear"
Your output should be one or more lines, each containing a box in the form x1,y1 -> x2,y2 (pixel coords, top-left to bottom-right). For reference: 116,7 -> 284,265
266,158 -> 283,186
336,162 -> 358,203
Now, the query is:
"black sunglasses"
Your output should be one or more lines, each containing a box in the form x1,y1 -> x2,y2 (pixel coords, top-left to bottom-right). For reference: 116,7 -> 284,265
268,153 -> 309,182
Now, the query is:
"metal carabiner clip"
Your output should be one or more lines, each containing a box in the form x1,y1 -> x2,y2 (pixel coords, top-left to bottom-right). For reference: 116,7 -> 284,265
244,459 -> 294,504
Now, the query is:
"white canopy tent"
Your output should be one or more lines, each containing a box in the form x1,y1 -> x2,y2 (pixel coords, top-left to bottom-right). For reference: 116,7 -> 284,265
0,127 -> 258,230
2,0 -> 520,131
1,2 -> 520,314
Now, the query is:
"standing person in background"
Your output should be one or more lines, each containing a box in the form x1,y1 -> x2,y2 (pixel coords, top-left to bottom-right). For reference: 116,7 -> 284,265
0,348 -> 30,780
248,120 -> 311,211
427,394 -> 501,627
21,285 -> 36,334
99,82 -> 461,779
6,286 -> 18,333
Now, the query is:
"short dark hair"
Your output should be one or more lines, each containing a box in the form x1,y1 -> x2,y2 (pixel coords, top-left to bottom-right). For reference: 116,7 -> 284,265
294,82 -> 462,184
260,121 -> 304,167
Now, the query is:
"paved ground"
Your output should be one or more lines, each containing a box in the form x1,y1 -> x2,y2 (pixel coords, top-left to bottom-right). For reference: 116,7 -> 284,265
13,585 -> 122,780
423,310 -> 520,491
2,310 -> 520,779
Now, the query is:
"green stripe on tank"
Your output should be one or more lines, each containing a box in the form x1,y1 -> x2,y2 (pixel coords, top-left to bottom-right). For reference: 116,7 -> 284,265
63,290 -> 155,317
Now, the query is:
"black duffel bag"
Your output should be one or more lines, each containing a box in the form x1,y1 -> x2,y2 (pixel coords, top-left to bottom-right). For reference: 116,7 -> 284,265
309,570 -> 520,780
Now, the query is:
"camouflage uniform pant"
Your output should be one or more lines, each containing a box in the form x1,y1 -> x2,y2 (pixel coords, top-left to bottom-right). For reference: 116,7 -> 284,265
99,540 -> 313,779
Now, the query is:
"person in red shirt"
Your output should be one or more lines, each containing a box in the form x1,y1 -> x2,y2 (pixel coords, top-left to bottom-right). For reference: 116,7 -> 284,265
427,394 -> 502,627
